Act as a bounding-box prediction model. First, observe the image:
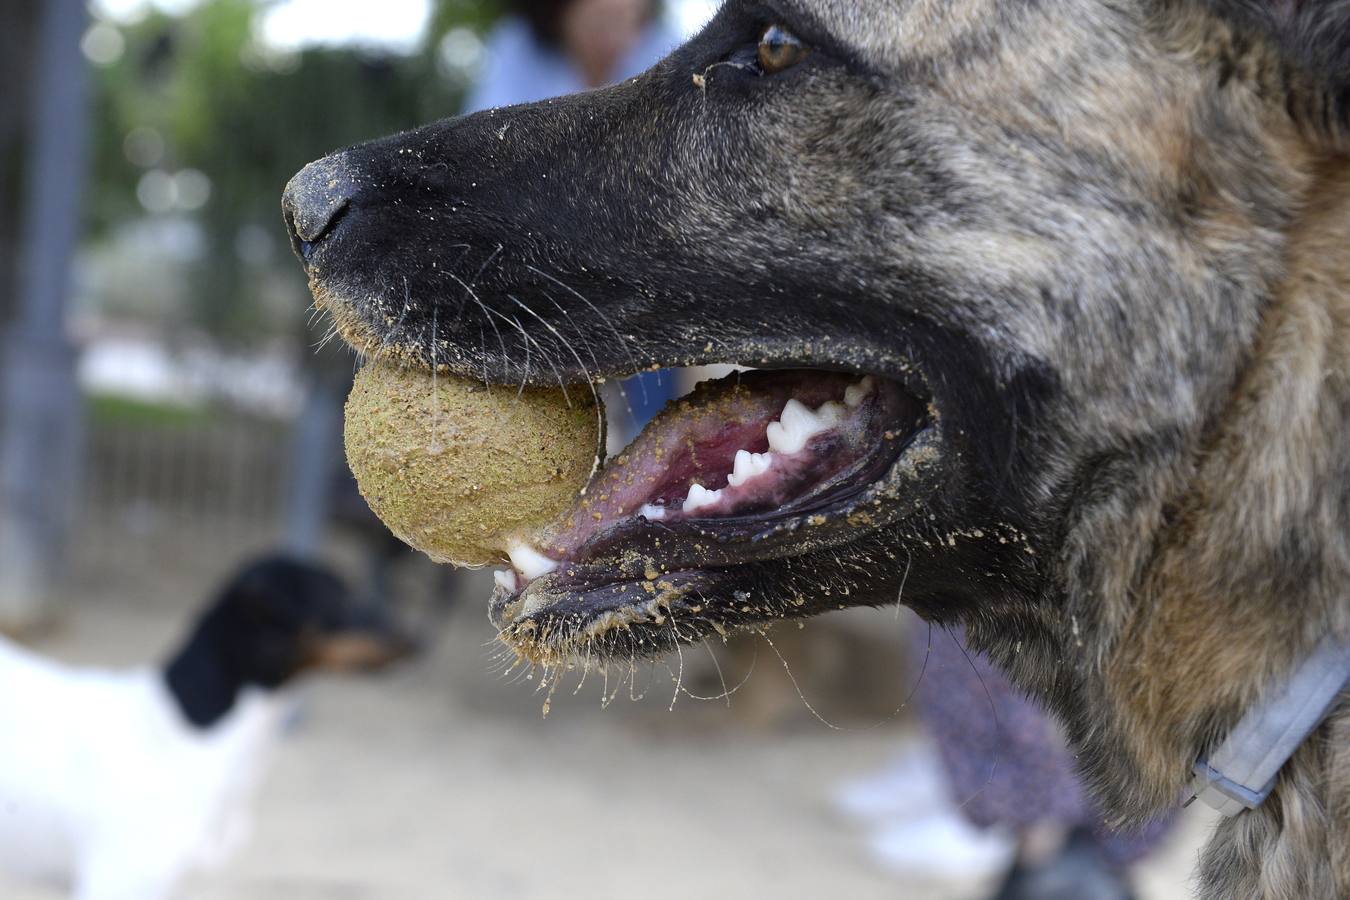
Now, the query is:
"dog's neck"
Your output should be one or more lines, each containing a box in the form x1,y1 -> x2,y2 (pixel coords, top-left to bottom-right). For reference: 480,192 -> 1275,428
1100,154 -> 1350,801
1043,155 -> 1350,897
1001,148 -> 1350,832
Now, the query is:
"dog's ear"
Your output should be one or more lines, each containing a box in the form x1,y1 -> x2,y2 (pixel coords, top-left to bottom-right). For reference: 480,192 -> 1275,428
1200,0 -> 1350,151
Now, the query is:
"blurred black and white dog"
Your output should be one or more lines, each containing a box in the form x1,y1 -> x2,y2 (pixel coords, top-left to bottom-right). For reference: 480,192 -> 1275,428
0,556 -> 411,900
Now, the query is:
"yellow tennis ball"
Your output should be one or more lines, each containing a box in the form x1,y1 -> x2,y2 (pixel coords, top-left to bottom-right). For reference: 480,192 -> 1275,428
343,361 -> 601,567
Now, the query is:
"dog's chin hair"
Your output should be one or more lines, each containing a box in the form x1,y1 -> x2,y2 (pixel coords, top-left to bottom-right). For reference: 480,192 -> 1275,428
495,590 -> 700,672
310,282 -> 430,369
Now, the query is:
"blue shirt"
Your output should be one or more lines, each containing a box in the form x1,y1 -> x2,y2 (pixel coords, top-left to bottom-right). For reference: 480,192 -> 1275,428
464,16 -> 682,113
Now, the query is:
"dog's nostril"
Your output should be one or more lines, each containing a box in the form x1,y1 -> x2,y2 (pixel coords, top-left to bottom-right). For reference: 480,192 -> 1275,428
281,153 -> 358,261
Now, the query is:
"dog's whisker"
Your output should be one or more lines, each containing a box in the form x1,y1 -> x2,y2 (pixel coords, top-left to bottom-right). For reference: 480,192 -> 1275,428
756,625 -> 843,731
505,294 -> 606,464
310,323 -> 336,352
950,627 -> 1003,813
471,243 -> 503,288
467,292 -> 570,403
668,622 -> 686,711
571,644 -> 595,696
463,290 -> 545,397
478,324 -> 490,392
429,308 -> 440,448
447,269 -> 517,388
511,315 -> 532,396
526,265 -> 649,405
894,547 -> 912,619
536,291 -> 639,426
537,289 -> 604,374
699,636 -> 733,706
474,295 -> 514,383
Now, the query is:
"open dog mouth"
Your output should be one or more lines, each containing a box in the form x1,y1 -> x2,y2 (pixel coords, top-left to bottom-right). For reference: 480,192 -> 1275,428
307,270 -> 954,667
489,367 -> 936,664
300,245 -> 948,666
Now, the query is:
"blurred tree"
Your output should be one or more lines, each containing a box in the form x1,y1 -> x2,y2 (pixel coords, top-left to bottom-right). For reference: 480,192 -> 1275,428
0,0 -> 41,329
429,0 -> 506,43
85,0 -> 505,344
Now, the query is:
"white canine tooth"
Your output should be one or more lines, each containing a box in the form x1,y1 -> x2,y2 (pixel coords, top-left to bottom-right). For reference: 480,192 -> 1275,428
493,569 -> 519,592
639,503 -> 666,521
682,483 -> 723,514
507,543 -> 559,580
845,376 -> 876,408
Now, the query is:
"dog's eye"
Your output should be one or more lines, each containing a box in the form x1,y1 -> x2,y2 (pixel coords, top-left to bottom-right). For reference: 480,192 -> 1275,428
757,24 -> 811,74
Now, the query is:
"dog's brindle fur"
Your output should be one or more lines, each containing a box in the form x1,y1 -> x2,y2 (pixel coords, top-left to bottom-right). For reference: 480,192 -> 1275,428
284,2 -> 1350,896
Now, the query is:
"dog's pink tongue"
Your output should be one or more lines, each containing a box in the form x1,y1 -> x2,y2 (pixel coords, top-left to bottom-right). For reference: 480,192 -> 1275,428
495,370 -> 881,586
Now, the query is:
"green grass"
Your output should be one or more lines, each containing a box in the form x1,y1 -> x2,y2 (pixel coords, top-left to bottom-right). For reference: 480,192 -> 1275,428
85,393 -> 211,427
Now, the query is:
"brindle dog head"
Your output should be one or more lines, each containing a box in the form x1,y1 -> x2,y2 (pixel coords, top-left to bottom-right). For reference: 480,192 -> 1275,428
286,3 -> 1350,894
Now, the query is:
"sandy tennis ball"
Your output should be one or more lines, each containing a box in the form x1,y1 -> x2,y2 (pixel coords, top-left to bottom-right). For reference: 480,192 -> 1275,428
343,361 -> 602,567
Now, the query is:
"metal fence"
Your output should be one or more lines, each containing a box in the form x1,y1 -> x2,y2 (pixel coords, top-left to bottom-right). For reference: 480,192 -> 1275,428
73,410 -> 291,576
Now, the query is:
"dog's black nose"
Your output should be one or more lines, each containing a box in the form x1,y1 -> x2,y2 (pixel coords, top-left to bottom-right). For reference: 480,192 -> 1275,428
282,154 -> 357,261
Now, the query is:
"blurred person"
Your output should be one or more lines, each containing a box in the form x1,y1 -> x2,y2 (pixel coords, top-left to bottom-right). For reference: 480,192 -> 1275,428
465,0 -> 681,441
843,622 -> 1175,900
465,0 -> 679,110
0,556 -> 413,900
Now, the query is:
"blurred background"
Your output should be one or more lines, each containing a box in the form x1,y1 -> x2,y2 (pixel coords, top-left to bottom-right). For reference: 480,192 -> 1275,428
0,1 -> 1211,897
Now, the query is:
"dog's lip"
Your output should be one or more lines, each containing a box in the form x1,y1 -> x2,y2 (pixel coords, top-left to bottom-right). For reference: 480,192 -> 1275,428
315,283 -> 930,394
490,568 -> 724,665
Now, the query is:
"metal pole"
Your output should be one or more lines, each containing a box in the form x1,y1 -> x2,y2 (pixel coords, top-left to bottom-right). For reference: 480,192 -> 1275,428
282,377 -> 342,559
0,0 -> 89,630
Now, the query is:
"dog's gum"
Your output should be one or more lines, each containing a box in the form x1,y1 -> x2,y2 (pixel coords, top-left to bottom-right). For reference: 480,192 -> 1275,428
343,361 -> 602,567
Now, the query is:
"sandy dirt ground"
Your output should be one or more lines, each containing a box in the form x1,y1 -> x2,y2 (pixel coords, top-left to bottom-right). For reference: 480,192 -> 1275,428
1,565 -> 1213,900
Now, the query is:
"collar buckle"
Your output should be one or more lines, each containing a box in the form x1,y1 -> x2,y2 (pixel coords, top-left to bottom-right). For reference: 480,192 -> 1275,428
1188,633 -> 1350,817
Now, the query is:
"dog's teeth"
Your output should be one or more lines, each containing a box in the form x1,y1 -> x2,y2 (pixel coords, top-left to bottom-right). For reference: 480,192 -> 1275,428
493,570 -> 519,592
727,449 -> 774,487
728,450 -> 751,487
639,503 -> 666,521
844,376 -> 876,408
768,398 -> 827,454
816,400 -> 846,426
507,544 -> 559,580
683,483 -> 723,514
780,398 -> 818,432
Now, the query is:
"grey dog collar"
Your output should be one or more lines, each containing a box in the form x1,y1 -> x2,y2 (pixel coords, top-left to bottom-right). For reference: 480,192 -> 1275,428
1188,633 -> 1350,817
